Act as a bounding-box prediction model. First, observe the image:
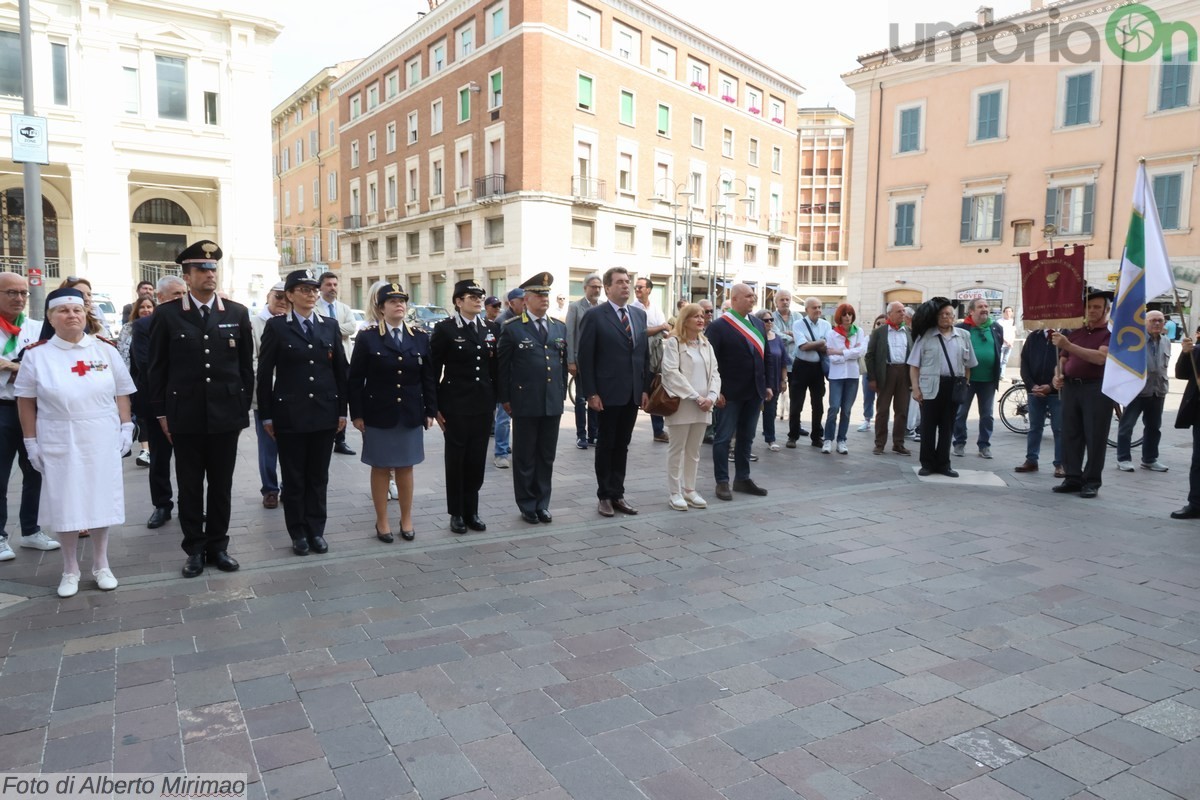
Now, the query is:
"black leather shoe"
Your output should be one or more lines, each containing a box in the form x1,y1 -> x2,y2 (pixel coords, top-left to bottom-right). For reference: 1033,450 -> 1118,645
939,468 -> 959,478
292,538 -> 310,556
449,515 -> 467,534
521,511 -> 539,524
1079,486 -> 1099,498
146,507 -> 171,529
612,499 -> 638,515
732,479 -> 768,496
308,535 -> 328,554
537,509 -> 553,524
333,442 -> 356,456
182,553 -> 204,578
1170,505 -> 1200,519
466,514 -> 487,531
400,529 -> 415,541
1052,482 -> 1083,494
209,552 -> 239,572
918,467 -> 934,476
715,482 -> 733,501
376,525 -> 394,543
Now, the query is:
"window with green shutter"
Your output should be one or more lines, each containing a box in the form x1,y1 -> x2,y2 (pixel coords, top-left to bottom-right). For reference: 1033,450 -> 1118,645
619,90 -> 634,125
459,87 -> 470,122
894,202 -> 915,246
1063,73 -> 1092,126
577,74 -> 593,111
489,71 -> 502,109
656,104 -> 670,135
1153,173 -> 1183,230
1159,62 -> 1192,111
976,91 -> 1001,140
898,107 -> 921,153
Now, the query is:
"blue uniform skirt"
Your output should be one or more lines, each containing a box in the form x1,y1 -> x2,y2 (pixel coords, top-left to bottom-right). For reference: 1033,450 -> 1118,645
361,424 -> 425,468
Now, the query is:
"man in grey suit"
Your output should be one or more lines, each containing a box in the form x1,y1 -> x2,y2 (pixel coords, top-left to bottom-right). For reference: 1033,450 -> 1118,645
577,267 -> 650,517
318,271 -> 358,456
566,272 -> 602,449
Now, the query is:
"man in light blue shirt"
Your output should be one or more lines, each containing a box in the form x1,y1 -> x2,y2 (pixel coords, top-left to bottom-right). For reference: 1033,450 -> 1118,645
787,297 -> 830,448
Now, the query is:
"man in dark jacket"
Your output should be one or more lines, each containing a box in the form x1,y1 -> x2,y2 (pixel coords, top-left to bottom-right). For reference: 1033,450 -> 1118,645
707,283 -> 770,501
953,298 -> 1004,459
1014,328 -> 1064,478
1170,329 -> 1200,519
865,301 -> 913,456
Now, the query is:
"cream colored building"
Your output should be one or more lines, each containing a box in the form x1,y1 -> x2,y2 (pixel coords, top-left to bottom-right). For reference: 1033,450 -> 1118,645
333,0 -> 803,313
271,61 -> 360,278
844,0 -> 1200,317
794,107 -> 852,311
0,0 -> 281,304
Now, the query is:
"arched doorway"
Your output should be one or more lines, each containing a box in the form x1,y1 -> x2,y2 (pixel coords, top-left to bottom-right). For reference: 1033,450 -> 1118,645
132,198 -> 190,284
885,289 -> 923,306
0,190 -> 59,277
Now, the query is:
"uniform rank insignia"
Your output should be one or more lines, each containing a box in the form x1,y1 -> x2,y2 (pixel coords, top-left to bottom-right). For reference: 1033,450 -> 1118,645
228,338 -> 237,348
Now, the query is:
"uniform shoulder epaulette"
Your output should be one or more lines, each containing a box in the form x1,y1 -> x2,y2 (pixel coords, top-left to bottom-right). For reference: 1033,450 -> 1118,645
501,316 -> 519,326
96,336 -> 119,348
21,339 -> 48,351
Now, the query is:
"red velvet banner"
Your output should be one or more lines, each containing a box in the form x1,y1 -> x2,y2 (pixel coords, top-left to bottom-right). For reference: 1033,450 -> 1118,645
1018,246 -> 1087,329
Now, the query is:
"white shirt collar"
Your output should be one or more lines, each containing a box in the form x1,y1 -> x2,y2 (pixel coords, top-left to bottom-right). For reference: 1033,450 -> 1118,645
50,333 -> 93,350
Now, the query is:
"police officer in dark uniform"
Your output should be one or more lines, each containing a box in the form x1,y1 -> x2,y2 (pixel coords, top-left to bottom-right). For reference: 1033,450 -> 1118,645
147,240 -> 254,578
257,269 -> 348,556
498,272 -> 568,524
430,279 -> 498,534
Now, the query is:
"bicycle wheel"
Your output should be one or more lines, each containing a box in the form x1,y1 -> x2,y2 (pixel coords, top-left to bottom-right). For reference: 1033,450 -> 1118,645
1108,405 -> 1144,448
999,384 -> 1031,435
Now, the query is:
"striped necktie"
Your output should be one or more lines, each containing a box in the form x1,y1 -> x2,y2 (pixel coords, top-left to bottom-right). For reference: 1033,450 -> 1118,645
619,307 -> 631,341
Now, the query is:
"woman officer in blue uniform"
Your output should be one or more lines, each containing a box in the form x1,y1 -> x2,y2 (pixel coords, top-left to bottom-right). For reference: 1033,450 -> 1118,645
349,283 -> 436,542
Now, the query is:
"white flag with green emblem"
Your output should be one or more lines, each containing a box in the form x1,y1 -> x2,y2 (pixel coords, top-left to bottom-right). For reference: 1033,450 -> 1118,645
1102,162 -> 1175,406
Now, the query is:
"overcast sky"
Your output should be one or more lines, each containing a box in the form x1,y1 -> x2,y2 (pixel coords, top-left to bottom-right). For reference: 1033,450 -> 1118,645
268,0 -> 1029,112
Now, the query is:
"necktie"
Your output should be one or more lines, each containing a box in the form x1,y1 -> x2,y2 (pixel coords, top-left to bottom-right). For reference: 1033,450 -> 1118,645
536,318 -> 547,344
619,307 -> 631,341
303,318 -> 313,340
393,327 -> 402,347
328,301 -> 336,317
199,304 -> 210,322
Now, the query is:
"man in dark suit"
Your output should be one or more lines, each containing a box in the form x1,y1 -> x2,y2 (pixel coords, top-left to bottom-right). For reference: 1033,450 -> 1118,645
130,275 -> 187,529
1171,329 -> 1200,519
565,272 -> 602,449
498,272 -> 568,524
576,266 -> 649,517
430,279 -> 499,534
865,301 -> 913,456
707,282 -> 770,501
147,240 -> 254,578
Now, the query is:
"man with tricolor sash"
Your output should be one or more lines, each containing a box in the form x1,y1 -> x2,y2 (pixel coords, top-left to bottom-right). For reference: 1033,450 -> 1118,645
706,283 -> 771,501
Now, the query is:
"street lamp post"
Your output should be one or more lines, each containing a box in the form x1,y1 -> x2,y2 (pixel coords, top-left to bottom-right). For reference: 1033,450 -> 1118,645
656,177 -> 692,304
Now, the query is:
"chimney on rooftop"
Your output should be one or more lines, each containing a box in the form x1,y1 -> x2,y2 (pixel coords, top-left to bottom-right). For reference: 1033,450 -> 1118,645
977,5 -> 994,25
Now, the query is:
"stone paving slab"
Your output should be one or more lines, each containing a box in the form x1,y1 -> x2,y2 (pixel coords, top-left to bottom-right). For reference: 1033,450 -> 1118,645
0,393 -> 1198,799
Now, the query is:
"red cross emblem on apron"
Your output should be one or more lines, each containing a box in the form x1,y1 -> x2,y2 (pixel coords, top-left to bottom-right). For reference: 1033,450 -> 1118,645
71,361 -> 91,377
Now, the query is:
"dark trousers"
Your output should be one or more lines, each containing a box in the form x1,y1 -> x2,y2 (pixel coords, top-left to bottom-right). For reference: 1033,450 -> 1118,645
1188,425 -> 1200,509
1116,393 -> 1165,464
145,410 -> 175,511
1061,380 -> 1112,488
443,412 -> 491,516
173,431 -> 240,556
761,395 -> 779,443
0,402 -> 40,539
875,364 -> 911,448
651,414 -> 665,437
254,411 -> 280,495
595,403 -> 638,500
919,377 -> 957,471
574,393 -> 598,441
276,428 -> 336,542
788,360 -> 825,444
512,415 -> 560,513
714,397 -> 762,483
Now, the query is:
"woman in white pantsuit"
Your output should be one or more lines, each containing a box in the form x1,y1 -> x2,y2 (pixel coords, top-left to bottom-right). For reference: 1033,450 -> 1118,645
16,288 -> 135,598
660,303 -> 721,511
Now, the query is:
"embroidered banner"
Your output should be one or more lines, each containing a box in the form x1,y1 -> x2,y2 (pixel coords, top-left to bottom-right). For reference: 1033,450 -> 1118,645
1019,246 -> 1087,330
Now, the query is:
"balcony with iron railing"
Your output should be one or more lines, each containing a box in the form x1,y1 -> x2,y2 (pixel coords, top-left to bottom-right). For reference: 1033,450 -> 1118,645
475,174 -> 506,200
0,256 -> 62,279
139,261 -> 181,284
343,214 -> 363,230
571,175 -> 605,204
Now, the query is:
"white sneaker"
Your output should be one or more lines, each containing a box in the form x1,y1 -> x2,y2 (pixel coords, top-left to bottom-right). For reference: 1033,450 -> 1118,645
683,491 -> 707,509
668,494 -> 688,511
21,532 -> 60,551
836,441 -> 849,454
0,538 -> 13,562
388,479 -> 399,500
857,420 -> 871,432
135,449 -> 151,467
57,573 -> 80,598
92,568 -> 118,591
1142,461 -> 1169,473
1116,460 -> 1135,472
493,456 -> 510,469
768,443 -> 781,452
821,440 -> 833,454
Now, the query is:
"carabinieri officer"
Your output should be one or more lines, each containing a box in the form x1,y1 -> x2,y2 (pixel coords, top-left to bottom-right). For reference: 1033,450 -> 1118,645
147,240 -> 253,579
497,272 -> 568,524
256,269 -> 349,556
430,279 -> 498,534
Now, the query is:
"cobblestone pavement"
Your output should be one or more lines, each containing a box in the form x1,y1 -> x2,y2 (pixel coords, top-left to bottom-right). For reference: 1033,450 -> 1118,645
1,387 -> 1198,800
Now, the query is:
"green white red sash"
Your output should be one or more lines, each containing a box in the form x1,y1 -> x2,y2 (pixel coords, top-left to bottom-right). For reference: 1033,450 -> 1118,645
724,310 -> 764,358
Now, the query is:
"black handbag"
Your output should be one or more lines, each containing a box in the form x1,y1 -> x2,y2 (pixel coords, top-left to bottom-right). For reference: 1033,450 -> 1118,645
937,334 -> 970,405
802,318 -> 831,377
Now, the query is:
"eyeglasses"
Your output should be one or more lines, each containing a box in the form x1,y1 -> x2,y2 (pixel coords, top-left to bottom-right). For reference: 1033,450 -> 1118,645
703,310 -> 714,315
762,319 -> 773,324
1,290 -> 30,299
291,286 -> 320,295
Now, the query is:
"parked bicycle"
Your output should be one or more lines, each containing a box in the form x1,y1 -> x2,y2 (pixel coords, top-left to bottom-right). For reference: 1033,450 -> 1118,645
998,379 -> 1139,448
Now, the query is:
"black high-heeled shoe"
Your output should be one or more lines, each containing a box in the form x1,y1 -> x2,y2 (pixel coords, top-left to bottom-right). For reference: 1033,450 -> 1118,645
375,524 -> 394,544
400,529 -> 415,541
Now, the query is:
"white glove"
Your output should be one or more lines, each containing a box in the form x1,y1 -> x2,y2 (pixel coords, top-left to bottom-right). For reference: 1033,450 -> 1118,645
119,422 -> 135,457
23,438 -> 42,472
